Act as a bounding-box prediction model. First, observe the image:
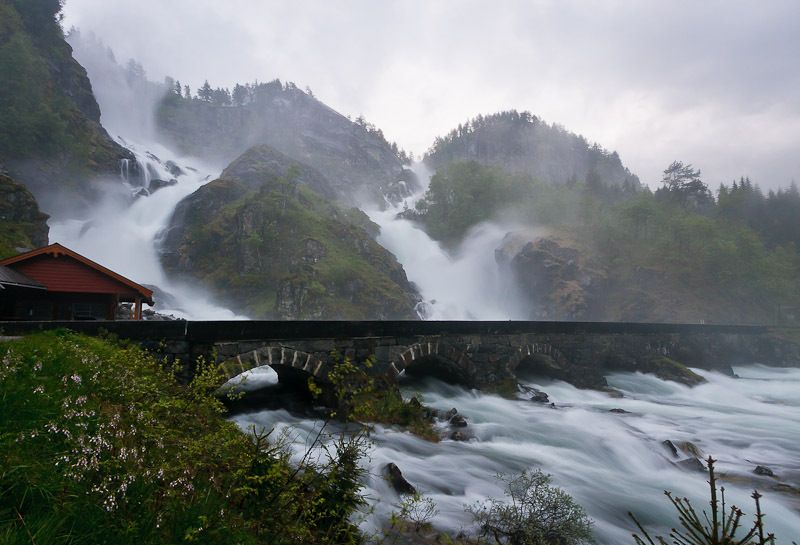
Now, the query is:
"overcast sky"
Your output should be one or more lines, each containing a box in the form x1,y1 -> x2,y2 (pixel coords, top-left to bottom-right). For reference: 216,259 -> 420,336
63,0 -> 800,189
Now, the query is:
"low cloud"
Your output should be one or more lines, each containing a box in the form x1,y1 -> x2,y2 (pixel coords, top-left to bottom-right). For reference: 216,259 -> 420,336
63,0 -> 800,189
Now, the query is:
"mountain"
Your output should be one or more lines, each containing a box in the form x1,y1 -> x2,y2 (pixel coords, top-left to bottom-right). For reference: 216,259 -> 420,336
157,81 -> 416,205
159,145 -> 420,319
0,0 -> 136,210
425,110 -> 640,189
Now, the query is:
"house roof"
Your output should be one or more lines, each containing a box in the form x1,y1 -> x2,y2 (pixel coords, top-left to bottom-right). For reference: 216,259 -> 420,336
0,265 -> 46,290
0,243 -> 154,304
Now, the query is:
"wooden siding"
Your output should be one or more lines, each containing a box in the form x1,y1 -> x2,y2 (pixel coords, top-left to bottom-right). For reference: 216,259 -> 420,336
11,254 -> 143,298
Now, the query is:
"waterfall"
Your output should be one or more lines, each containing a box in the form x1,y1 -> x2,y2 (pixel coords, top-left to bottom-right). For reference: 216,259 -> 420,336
366,163 -> 528,320
119,158 -> 130,181
49,138 -> 244,319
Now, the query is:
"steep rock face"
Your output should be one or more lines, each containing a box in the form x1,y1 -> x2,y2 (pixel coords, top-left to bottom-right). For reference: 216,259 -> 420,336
0,0 -> 135,209
425,110 -> 639,189
219,145 -> 337,200
160,145 -> 420,319
0,173 -> 49,258
157,82 -> 412,204
496,233 -> 607,320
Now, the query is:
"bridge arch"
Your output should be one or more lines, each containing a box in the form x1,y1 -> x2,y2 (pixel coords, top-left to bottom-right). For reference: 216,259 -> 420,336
506,342 -> 571,379
390,341 -> 476,387
217,345 -> 332,388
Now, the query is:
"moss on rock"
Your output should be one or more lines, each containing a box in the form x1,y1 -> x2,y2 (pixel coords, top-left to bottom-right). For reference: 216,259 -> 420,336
160,145 -> 420,319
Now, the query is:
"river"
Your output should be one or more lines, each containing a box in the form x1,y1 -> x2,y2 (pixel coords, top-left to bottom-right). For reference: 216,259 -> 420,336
232,365 -> 800,543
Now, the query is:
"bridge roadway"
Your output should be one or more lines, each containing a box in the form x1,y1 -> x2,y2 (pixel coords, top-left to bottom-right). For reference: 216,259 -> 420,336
3,320 -> 796,394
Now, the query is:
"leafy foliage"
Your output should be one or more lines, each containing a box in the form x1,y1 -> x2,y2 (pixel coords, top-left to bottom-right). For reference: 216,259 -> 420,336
315,353 -> 438,441
0,331 -> 370,544
468,470 -> 593,545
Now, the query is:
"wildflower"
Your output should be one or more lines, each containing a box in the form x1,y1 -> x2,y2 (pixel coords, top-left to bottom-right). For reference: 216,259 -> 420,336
33,385 -> 45,394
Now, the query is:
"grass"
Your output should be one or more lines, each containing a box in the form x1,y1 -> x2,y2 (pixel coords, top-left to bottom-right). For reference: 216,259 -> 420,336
0,330 -> 367,545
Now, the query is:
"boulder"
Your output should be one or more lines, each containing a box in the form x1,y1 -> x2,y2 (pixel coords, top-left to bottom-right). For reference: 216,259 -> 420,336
148,178 -> 178,193
449,414 -> 468,428
753,465 -> 775,477
384,463 -> 416,496
661,440 -> 679,458
676,457 -> 706,473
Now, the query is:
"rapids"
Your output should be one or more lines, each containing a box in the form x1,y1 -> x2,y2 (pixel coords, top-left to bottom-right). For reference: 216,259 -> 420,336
232,365 -> 800,543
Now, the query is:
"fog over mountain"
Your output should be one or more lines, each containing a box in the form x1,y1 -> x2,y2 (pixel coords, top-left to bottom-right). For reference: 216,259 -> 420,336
62,0 -> 800,189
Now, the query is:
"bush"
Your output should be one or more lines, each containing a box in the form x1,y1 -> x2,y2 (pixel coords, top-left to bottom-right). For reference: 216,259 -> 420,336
0,331 -> 369,544
468,470 -> 593,545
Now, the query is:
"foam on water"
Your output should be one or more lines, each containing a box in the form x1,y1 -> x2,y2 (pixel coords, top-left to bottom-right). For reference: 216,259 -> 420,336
232,365 -> 800,543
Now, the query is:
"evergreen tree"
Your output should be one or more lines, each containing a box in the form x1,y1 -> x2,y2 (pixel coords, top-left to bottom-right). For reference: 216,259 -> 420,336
232,83 -> 248,106
197,80 -> 213,102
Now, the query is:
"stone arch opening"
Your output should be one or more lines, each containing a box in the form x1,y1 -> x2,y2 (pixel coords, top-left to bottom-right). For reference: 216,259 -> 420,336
514,354 -> 565,381
216,345 -> 332,402
393,342 -> 475,388
507,343 -> 570,382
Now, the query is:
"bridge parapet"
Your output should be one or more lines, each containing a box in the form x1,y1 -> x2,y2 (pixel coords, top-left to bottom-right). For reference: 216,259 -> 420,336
1,321 -> 797,393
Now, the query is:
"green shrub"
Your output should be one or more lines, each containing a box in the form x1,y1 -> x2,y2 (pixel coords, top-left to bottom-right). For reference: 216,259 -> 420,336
0,331 -> 368,544
468,470 -> 594,545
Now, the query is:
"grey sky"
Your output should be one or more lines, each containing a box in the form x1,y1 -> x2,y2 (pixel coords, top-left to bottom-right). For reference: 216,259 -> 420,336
63,0 -> 800,189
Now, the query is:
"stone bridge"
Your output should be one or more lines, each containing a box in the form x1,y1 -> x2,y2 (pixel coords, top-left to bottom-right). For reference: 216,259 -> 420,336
3,320 -> 798,393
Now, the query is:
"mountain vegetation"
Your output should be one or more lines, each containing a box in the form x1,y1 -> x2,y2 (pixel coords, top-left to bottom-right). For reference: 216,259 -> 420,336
425,110 -> 640,190
0,173 -> 49,258
160,145 -> 420,319
157,78 -> 414,205
411,157 -> 800,323
0,0 -> 134,208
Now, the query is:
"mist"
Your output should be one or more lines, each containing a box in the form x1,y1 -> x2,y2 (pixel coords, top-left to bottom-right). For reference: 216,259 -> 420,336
61,0 -> 800,189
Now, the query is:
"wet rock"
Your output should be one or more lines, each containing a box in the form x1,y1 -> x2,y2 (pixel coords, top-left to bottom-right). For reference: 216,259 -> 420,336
449,414 -> 468,428
133,187 -> 150,198
676,457 -> 706,473
148,178 -> 178,193
602,388 -> 625,399
662,440 -> 679,458
165,160 -> 186,177
438,408 -> 458,420
518,384 -> 549,403
677,441 -> 703,459
609,408 -> 630,414
384,463 -> 416,496
753,465 -> 775,477
450,430 -> 470,441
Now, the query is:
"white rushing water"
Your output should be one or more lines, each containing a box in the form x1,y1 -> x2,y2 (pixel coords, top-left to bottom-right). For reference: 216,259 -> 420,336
366,164 -> 528,320
49,139 -> 245,319
233,365 -> 800,543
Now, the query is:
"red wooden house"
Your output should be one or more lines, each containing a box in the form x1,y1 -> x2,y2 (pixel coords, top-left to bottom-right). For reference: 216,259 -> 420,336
0,243 -> 153,320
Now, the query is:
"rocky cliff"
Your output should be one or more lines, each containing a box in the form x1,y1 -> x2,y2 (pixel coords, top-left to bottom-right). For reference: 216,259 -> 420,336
0,0 -> 136,210
160,145 -> 420,319
0,172 -> 49,258
497,232 -> 781,324
425,110 -> 640,189
157,81 -> 415,205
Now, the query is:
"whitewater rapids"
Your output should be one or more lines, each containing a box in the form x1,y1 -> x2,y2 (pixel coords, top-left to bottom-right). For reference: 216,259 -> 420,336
232,365 -> 800,543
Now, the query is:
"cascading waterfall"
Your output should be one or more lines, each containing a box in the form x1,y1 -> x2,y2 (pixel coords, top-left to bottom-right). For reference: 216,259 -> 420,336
49,138 -> 244,319
366,163 -> 528,320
